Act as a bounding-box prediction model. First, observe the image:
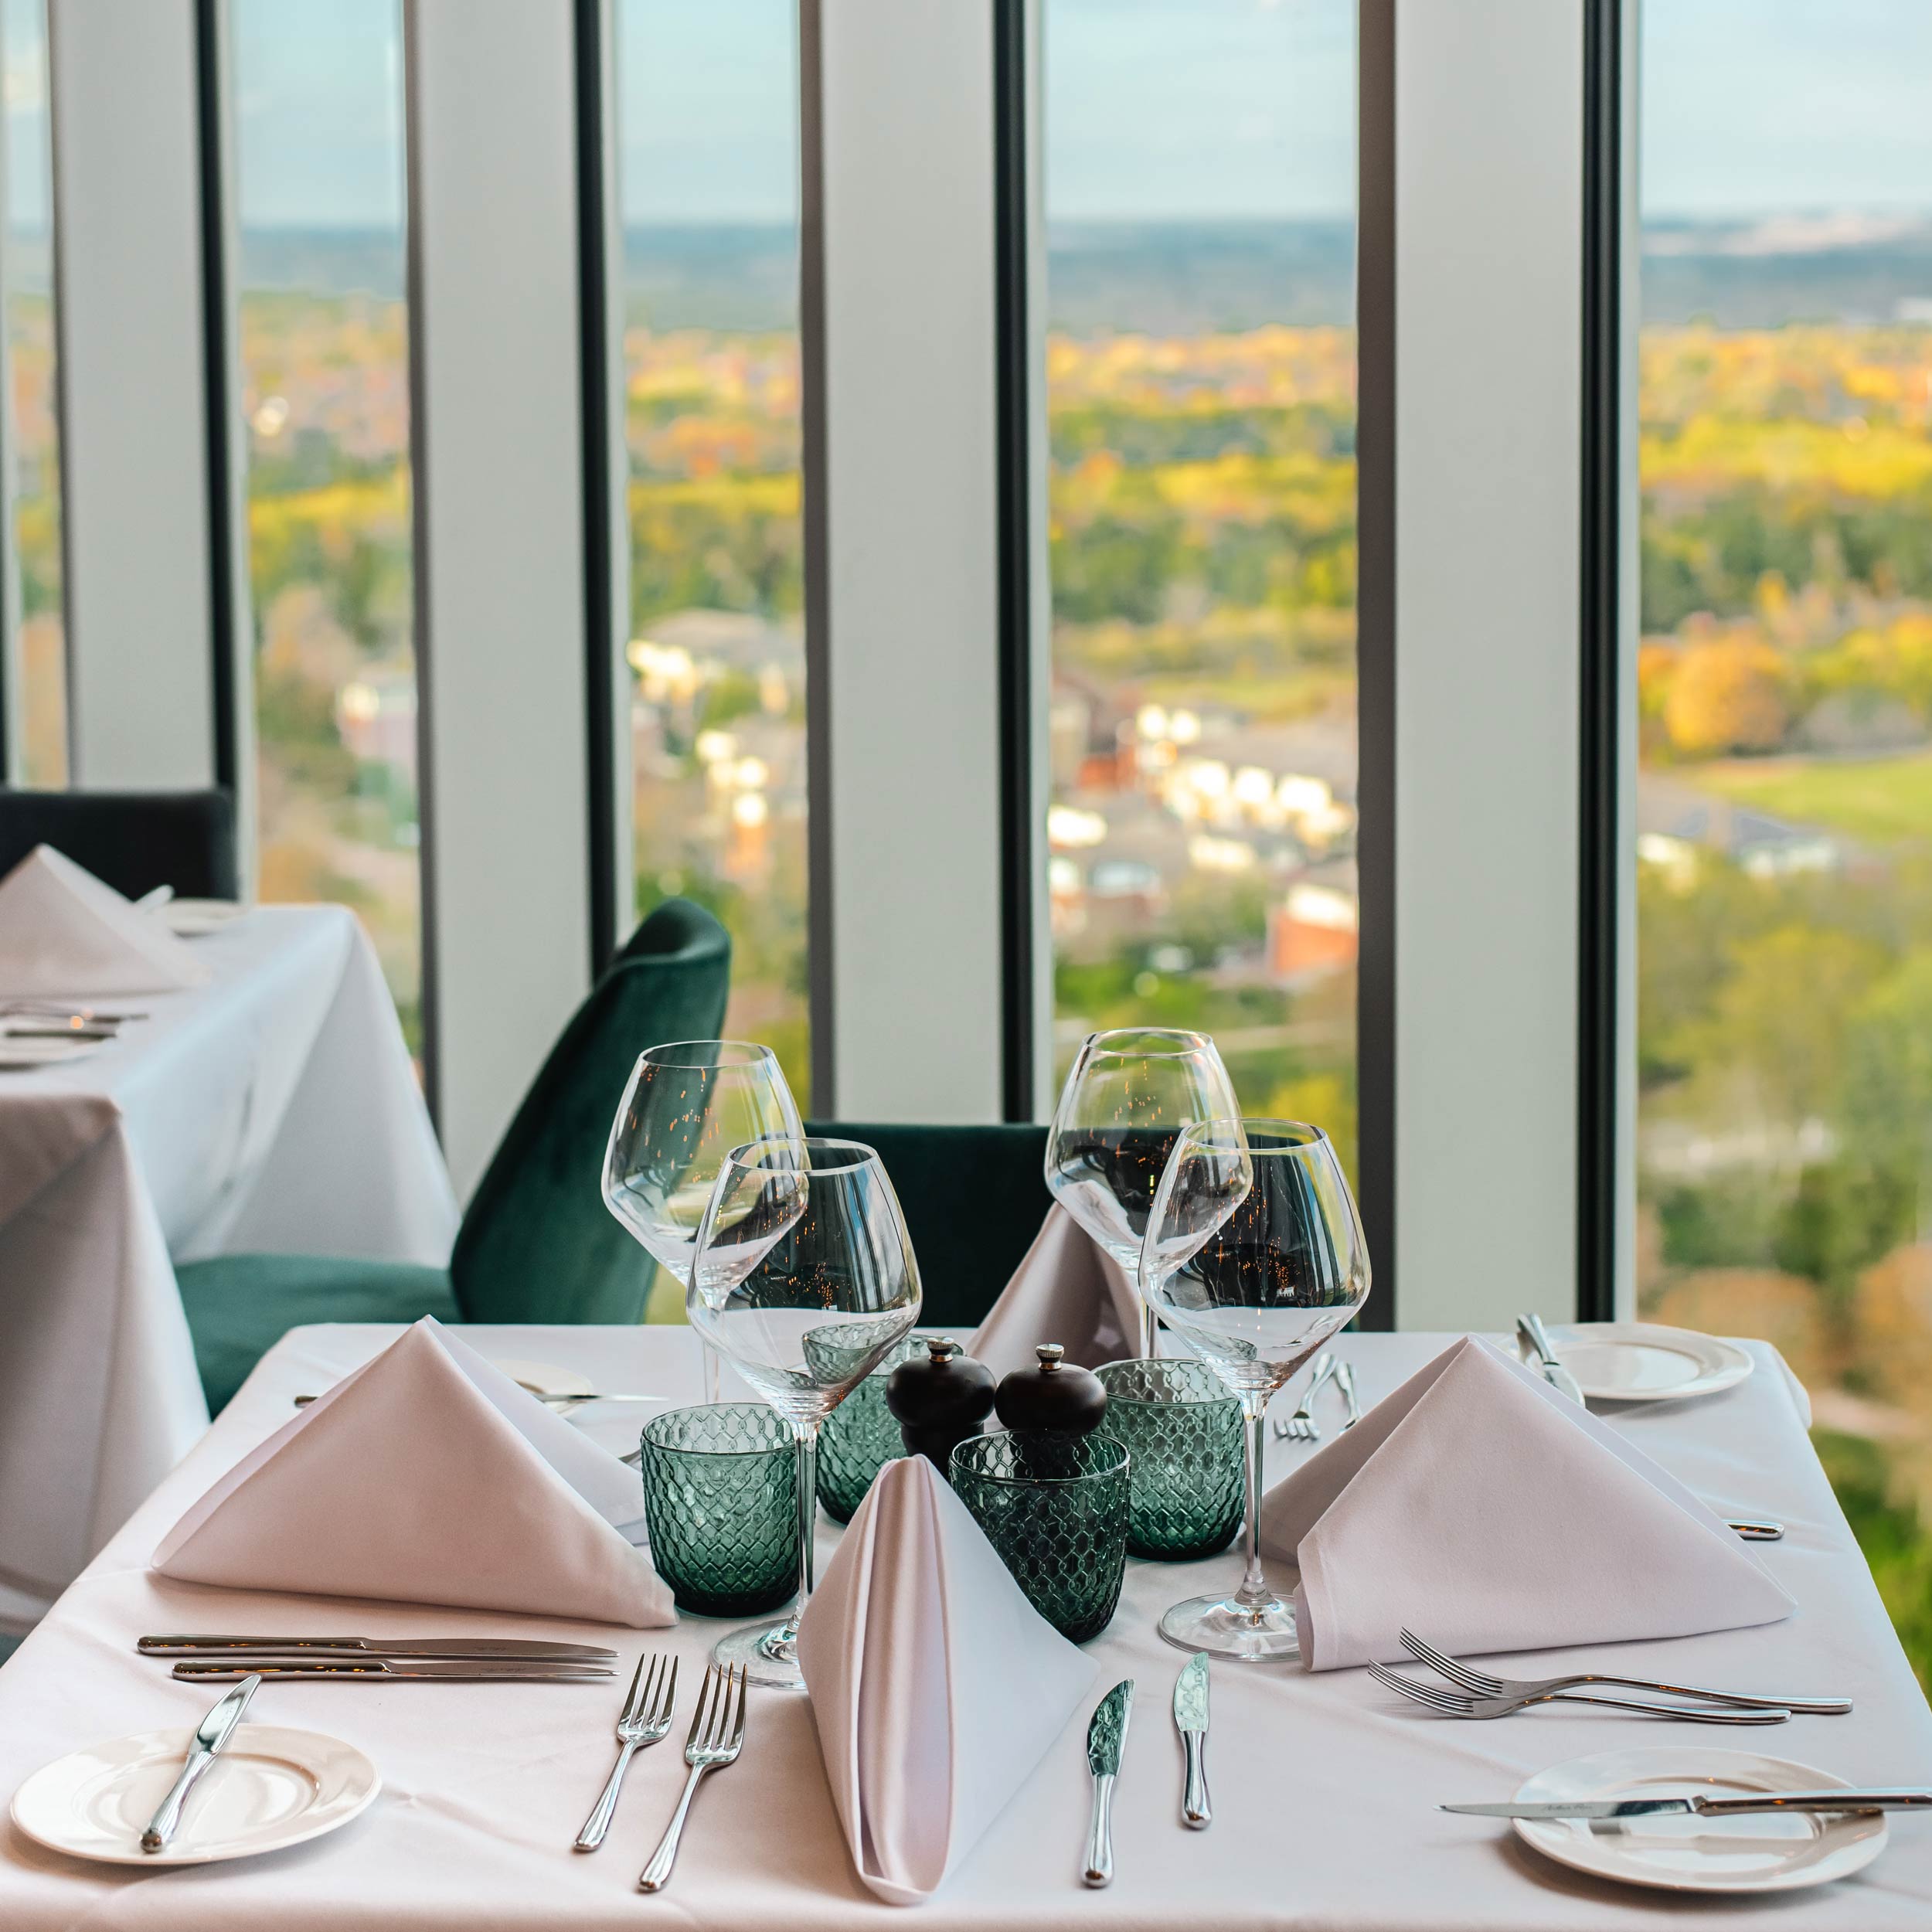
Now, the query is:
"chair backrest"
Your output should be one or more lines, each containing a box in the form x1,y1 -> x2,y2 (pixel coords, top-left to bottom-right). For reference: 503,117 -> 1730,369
450,897 -> 732,1324
804,1120 -> 1051,1331
0,787 -> 238,900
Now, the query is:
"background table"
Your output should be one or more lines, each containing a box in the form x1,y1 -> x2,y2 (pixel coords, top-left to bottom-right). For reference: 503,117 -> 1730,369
0,910 -> 456,1628
1,1322 -> 1927,1929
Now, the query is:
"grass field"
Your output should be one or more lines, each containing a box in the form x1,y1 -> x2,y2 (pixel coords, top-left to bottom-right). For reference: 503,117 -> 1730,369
1687,750 -> 1932,850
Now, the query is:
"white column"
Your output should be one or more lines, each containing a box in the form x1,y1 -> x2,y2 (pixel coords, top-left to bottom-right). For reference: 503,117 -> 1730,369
1393,0 -> 1583,1329
406,0 -> 594,1193
49,0 -> 216,788
808,0 -> 1005,1121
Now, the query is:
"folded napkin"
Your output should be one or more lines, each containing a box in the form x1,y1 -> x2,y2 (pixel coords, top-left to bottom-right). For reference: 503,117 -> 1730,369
1258,1336 -> 1794,1671
154,1318 -> 675,1628
796,1454 -> 1095,1905
0,842 -> 207,997
971,1203 -> 1142,1378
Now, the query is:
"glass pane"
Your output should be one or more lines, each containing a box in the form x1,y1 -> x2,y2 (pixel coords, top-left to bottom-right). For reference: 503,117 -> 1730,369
4,0 -> 63,786
1638,2 -> 1932,1681
1044,1 -> 1359,1172
617,0 -> 809,1104
234,0 -> 421,1049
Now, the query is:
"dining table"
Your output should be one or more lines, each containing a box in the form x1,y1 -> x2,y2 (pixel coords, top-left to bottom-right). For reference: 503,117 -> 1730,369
0,908 -> 457,1631
1,1320 -> 1928,1928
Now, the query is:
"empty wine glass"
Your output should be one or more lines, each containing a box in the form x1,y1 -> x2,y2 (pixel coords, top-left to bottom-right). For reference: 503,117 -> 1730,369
1045,1028 -> 1240,1357
1139,1117 -> 1369,1660
689,1136 -> 921,1688
604,1041 -> 804,1403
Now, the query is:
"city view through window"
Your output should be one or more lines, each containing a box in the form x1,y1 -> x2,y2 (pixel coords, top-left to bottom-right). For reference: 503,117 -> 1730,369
1638,2 -> 1932,1678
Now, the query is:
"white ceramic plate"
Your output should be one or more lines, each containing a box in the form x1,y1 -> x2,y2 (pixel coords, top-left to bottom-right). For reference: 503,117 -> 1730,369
1539,1321 -> 1753,1403
10,1723 -> 379,1868
162,899 -> 248,937
490,1357 -> 596,1413
0,1033 -> 105,1070
1508,1747 -> 1887,1895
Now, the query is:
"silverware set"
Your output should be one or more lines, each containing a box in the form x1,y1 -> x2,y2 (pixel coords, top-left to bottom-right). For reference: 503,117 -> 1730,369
1081,1653 -> 1213,1887
1372,1627 -> 1851,1726
0,998 -> 145,1043
1274,1350 -> 1359,1441
140,1633 -> 616,1684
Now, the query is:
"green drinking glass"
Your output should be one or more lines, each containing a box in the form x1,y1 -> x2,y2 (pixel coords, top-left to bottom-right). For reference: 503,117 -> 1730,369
1096,1357 -> 1244,1560
950,1430 -> 1130,1644
638,1404 -> 799,1617
816,1326 -> 954,1523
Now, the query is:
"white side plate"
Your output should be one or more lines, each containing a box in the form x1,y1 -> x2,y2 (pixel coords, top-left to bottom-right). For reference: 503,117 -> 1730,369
1541,1321 -> 1754,1403
1510,1747 -> 1887,1895
0,1035 -> 105,1070
10,1723 -> 379,1867
490,1357 -> 596,1413
162,899 -> 248,937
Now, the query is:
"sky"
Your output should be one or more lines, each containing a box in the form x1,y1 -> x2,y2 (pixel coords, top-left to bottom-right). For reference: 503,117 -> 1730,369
8,0 -> 1932,232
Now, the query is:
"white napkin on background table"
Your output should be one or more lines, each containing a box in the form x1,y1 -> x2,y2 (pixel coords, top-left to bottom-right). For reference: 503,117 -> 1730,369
971,1204 -> 1142,1378
1258,1336 -> 1795,1670
796,1454 -> 1096,1906
153,1318 -> 675,1628
0,843 -> 206,998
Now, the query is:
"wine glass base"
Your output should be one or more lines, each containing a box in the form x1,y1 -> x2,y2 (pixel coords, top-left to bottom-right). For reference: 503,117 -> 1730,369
710,1618 -> 807,1689
1158,1591 -> 1301,1662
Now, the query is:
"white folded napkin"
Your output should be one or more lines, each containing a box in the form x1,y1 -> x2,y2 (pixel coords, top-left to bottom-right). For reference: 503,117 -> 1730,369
1258,1336 -> 1794,1670
971,1203 -> 1142,1379
796,1454 -> 1096,1906
153,1318 -> 675,1628
0,842 -> 207,998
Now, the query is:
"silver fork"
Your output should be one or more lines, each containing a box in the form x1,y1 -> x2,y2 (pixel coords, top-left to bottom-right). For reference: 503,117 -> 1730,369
1335,1360 -> 1362,1430
1274,1352 -> 1338,1440
1398,1628 -> 1850,1716
638,1661 -> 746,1892
573,1653 -> 678,1851
1366,1660 -> 1791,1724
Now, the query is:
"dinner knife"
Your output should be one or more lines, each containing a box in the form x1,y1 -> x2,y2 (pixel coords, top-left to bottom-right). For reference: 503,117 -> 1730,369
141,1673 -> 260,1852
293,1391 -> 668,1406
1172,1653 -> 1210,1829
1441,1788 -> 1932,1821
172,1658 -> 612,1682
1517,1313 -> 1587,1406
141,1634 -> 616,1662
1083,1679 -> 1134,1887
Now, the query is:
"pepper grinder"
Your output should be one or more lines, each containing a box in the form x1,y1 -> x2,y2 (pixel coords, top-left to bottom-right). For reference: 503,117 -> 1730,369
885,1337 -> 996,1478
993,1343 -> 1110,1437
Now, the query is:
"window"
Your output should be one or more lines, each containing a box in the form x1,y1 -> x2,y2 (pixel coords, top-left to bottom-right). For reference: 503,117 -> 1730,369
1637,2 -> 1932,1658
1043,0 -> 1359,1171
616,0 -> 809,1104
233,0 -> 420,1046
4,0 -> 63,786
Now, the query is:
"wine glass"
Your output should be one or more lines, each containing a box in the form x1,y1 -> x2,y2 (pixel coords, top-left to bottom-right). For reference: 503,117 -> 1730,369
603,1041 -> 804,1403
688,1136 -> 921,1688
1045,1028 -> 1240,1357
1138,1117 -> 1369,1660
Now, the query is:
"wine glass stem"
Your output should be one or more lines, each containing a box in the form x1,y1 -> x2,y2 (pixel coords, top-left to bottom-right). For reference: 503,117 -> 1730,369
777,1420 -> 820,1645
701,1339 -> 721,1406
1140,1304 -> 1160,1360
1234,1398 -> 1270,1610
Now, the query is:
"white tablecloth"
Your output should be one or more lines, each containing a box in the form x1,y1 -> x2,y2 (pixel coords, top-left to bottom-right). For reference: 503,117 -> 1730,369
1,1324 -> 1927,1929
0,910 -> 457,1626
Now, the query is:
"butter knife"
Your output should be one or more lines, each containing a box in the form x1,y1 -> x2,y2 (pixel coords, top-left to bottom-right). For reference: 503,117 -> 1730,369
1083,1679 -> 1134,1886
1173,1653 -> 1210,1828
141,1673 -> 260,1852
1517,1313 -> 1587,1405
1442,1788 -> 1932,1821
173,1658 -> 611,1682
142,1634 -> 615,1662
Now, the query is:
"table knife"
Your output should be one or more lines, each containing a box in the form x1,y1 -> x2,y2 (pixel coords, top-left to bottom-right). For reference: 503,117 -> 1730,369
1516,1313 -> 1587,1405
172,1658 -> 612,1682
1083,1679 -> 1133,1887
1172,1653 -> 1210,1828
141,1672 -> 260,1852
1442,1788 -> 1932,1821
142,1634 -> 615,1662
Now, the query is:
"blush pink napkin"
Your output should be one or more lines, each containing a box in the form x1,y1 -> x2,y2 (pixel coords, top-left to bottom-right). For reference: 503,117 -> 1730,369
0,844 -> 207,997
971,1204 -> 1141,1378
795,1454 -> 1096,1906
1258,1336 -> 1795,1670
152,1318 -> 675,1628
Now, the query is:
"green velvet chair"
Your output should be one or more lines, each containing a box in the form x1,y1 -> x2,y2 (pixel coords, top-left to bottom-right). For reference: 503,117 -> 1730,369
804,1121 -> 1051,1332
179,897 -> 731,1413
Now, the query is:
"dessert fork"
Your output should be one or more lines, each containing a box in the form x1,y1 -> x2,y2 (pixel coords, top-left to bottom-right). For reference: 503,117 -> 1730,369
574,1653 -> 677,1851
1273,1352 -> 1337,1441
639,1661 -> 745,1891
1367,1660 -> 1791,1724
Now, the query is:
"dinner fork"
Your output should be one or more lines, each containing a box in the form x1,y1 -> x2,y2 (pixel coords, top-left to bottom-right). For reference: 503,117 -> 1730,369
1366,1660 -> 1791,1724
1335,1360 -> 1362,1430
638,1661 -> 746,1892
1397,1628 -> 1851,1716
573,1653 -> 678,1851
1273,1352 -> 1338,1440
